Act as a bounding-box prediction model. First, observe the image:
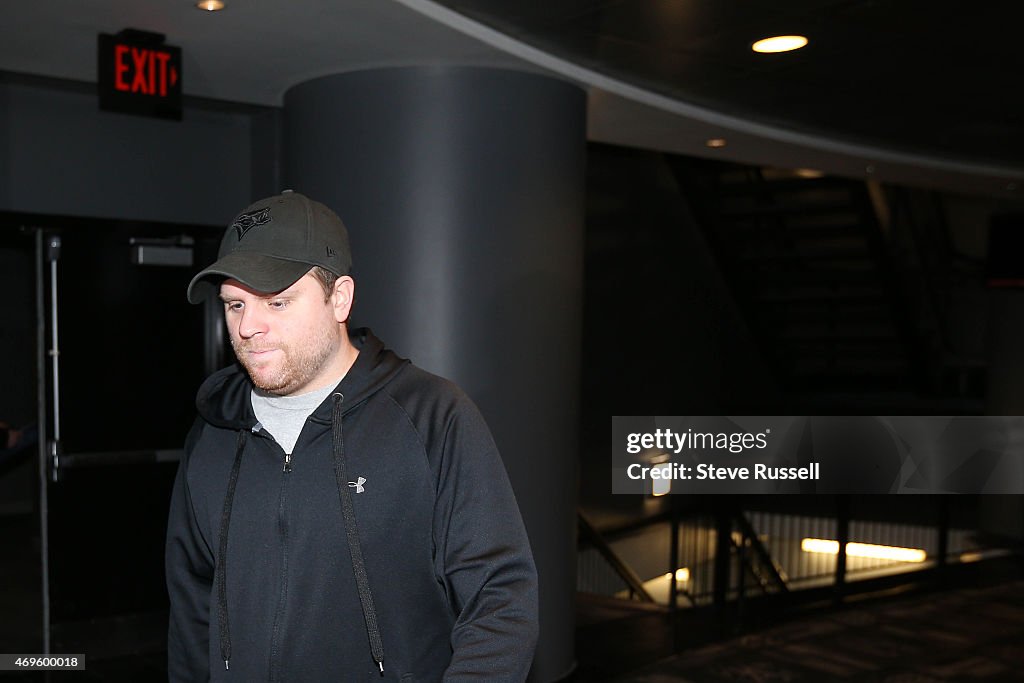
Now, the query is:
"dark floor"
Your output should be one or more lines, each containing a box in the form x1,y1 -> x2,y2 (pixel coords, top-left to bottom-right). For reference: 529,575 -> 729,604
575,578 -> 1024,682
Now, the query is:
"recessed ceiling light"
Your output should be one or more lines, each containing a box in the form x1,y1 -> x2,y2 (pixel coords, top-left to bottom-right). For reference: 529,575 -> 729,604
196,0 -> 225,11
705,138 -> 727,149
752,35 -> 808,53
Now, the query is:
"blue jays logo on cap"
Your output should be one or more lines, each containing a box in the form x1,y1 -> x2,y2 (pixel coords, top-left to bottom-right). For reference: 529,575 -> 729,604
232,207 -> 272,240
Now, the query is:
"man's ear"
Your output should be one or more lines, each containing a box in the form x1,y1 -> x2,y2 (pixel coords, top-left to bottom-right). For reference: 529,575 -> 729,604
331,276 -> 355,324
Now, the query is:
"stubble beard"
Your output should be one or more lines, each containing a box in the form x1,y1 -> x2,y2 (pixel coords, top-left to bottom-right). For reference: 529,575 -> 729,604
232,322 -> 340,396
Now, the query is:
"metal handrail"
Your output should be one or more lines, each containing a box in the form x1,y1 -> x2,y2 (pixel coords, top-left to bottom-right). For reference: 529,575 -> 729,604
578,511 -> 656,603
733,512 -> 789,593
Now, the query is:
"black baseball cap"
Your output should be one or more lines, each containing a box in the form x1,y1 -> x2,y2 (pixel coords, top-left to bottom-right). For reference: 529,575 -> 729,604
187,190 -> 352,304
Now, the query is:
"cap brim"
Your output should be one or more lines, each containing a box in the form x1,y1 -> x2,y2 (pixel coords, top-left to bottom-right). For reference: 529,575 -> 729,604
186,252 -> 314,304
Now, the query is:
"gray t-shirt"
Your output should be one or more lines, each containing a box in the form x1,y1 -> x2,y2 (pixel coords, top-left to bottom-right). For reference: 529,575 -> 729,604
251,381 -> 342,454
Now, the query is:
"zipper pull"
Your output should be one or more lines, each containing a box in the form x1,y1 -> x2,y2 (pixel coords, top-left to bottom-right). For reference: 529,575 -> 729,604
283,452 -> 292,473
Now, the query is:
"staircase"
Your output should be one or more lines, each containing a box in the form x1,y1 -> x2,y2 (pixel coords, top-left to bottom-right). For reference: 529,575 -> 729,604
669,159 -> 944,396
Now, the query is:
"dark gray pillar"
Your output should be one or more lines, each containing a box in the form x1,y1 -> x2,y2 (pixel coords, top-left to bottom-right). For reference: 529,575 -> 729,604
284,66 -> 584,682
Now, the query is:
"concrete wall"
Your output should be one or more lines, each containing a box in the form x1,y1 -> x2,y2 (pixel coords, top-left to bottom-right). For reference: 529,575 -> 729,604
0,75 -> 274,224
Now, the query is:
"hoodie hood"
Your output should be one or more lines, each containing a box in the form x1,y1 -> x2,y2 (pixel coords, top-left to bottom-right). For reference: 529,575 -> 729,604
195,327 -> 409,430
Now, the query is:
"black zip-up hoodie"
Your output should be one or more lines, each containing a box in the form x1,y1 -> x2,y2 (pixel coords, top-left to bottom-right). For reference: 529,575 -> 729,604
166,328 -> 538,682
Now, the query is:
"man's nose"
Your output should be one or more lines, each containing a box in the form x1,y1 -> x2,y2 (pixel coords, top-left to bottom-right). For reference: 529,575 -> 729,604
237,305 -> 269,338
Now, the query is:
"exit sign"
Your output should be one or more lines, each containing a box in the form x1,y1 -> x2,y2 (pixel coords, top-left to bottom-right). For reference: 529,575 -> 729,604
98,29 -> 182,120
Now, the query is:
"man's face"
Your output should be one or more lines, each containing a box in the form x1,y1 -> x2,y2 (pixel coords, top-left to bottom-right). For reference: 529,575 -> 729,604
219,272 -> 343,396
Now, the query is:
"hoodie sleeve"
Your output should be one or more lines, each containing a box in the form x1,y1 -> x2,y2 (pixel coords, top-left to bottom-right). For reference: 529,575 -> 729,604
166,420 -> 214,683
433,396 -> 539,682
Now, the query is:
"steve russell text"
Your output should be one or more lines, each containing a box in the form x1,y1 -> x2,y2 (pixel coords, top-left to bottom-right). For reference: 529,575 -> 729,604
627,462 -> 821,481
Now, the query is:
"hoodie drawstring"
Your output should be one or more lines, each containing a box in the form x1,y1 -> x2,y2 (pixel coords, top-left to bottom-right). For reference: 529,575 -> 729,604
332,393 -> 386,675
214,401 -> 385,675
216,429 -> 247,671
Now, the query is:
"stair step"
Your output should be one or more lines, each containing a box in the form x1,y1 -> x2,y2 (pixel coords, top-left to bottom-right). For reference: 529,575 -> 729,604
719,189 -> 856,214
764,321 -> 897,337
715,175 -> 856,197
720,201 -> 859,220
755,297 -> 890,313
789,358 -> 909,373
785,373 -> 914,392
737,245 -> 872,264
737,269 -> 881,285
753,289 -> 886,304
755,312 -> 894,330
779,340 -> 906,355
721,219 -> 866,241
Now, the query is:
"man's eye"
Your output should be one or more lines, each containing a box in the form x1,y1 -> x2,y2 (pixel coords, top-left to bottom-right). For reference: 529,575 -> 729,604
269,300 -> 288,309
224,302 -> 243,312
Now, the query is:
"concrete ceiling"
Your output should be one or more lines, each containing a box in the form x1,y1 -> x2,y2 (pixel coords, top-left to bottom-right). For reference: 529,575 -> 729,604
2,0 -> 1021,198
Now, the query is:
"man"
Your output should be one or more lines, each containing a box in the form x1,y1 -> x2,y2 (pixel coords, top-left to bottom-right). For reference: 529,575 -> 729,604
167,190 -> 538,682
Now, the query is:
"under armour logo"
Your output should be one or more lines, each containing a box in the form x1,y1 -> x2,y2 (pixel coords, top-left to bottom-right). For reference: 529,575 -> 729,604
231,207 -> 272,240
348,477 -> 366,494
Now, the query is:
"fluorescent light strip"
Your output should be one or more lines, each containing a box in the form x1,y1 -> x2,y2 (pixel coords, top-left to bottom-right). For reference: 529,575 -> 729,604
801,538 -> 927,563
752,35 -> 809,53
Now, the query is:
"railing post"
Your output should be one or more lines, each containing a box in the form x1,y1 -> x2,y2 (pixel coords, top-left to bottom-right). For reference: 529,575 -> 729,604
834,495 -> 850,604
713,505 -> 731,611
669,500 -> 679,613
937,496 -> 950,574
736,526 -> 747,631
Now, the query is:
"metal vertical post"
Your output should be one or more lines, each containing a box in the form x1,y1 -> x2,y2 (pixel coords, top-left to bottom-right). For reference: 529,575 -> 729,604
713,506 -> 731,611
835,495 -> 850,603
669,503 -> 679,613
36,231 -> 57,654
47,235 -> 62,484
668,502 -> 680,651
937,496 -> 949,570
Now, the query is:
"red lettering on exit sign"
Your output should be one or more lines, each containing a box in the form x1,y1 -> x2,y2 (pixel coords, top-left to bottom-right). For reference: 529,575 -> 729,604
113,45 -> 179,97
99,30 -> 182,120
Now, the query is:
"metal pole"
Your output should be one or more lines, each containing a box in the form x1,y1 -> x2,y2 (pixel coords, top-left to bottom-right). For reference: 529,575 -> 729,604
834,495 -> 849,603
937,496 -> 949,571
713,506 -> 731,611
669,502 -> 679,613
35,230 -> 52,653
49,258 -> 60,444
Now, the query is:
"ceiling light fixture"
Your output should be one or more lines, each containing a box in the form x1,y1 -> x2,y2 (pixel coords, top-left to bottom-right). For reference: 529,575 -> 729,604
196,0 -> 225,11
705,138 -> 727,149
752,35 -> 808,54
